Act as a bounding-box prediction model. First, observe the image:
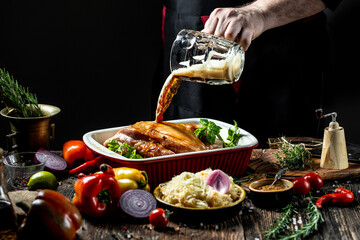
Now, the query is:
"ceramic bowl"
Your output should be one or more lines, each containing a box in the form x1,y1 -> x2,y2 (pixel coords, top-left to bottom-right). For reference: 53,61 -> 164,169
83,118 -> 258,188
153,183 -> 246,223
249,178 -> 293,209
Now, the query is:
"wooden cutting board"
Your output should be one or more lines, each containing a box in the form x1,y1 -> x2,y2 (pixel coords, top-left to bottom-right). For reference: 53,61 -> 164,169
248,149 -> 360,181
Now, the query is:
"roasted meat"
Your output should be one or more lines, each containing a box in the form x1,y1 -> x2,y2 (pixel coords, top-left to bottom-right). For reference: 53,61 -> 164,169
104,121 -> 217,158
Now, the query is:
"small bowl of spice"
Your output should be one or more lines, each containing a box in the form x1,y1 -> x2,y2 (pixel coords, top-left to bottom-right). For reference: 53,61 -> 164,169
3,152 -> 46,190
249,178 -> 293,209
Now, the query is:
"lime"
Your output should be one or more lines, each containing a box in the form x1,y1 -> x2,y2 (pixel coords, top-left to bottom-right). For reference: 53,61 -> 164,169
27,171 -> 59,190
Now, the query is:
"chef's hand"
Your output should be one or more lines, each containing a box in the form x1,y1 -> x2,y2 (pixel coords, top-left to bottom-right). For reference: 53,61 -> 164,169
203,0 -> 327,51
203,6 -> 266,51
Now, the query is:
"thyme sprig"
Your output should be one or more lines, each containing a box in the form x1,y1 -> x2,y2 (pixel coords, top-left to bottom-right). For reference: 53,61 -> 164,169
0,68 -> 43,117
264,194 -> 324,240
274,137 -> 313,170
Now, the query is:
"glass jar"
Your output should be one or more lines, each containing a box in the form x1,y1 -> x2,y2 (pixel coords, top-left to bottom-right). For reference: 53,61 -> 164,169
170,29 -> 245,85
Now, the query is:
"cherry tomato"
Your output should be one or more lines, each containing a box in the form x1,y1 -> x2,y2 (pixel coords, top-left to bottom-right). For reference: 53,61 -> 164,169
291,177 -> 311,195
303,172 -> 323,190
149,208 -> 168,228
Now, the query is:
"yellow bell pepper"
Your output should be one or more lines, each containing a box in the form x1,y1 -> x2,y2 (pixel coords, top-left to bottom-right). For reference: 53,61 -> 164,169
112,167 -> 150,195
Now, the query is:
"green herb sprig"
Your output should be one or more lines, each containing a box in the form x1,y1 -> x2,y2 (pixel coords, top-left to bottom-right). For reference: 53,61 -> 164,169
224,120 -> 242,148
264,194 -> 324,240
0,68 -> 42,117
274,137 -> 313,170
264,200 -> 297,239
194,119 -> 222,145
107,139 -> 142,159
194,119 -> 242,147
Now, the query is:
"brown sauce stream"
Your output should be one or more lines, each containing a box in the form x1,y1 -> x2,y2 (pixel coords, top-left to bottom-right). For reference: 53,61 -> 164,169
155,73 -> 183,123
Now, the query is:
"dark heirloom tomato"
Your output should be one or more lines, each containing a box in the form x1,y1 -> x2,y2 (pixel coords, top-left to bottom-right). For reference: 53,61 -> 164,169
291,177 -> 311,195
303,173 -> 323,190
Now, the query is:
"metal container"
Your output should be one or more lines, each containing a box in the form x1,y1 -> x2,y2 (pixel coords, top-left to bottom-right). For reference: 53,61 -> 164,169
1,104 -> 60,151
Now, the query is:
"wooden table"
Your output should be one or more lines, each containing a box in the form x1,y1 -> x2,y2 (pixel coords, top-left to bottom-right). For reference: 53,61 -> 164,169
50,176 -> 359,240
8,150 -> 360,240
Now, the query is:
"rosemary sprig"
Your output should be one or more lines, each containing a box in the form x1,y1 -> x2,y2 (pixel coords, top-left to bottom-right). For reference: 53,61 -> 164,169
274,137 -> 313,170
0,68 -> 43,117
264,194 -> 324,240
264,199 -> 297,239
281,195 -> 324,240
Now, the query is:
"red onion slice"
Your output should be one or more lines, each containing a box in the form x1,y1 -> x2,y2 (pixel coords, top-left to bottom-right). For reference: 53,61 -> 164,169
206,169 -> 231,194
35,148 -> 67,172
120,189 -> 157,218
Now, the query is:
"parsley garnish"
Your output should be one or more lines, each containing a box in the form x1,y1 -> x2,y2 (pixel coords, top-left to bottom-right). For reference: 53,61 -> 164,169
107,140 -> 142,159
195,119 -> 242,147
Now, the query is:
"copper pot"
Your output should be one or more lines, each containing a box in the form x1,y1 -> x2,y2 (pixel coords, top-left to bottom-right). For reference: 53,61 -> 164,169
1,104 -> 60,151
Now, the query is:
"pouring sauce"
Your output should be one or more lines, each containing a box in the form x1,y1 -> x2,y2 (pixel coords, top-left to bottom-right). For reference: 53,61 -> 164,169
155,52 -> 242,123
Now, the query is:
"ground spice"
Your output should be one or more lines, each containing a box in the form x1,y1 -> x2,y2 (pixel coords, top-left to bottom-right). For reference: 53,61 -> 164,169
257,182 -> 289,191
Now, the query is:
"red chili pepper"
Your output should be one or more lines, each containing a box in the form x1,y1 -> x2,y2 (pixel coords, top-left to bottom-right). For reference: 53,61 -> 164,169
72,164 -> 121,217
68,156 -> 105,175
316,188 -> 354,209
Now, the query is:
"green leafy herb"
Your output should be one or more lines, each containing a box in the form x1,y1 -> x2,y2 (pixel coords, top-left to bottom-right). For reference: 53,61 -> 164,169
194,119 -> 223,145
264,199 -> 297,239
274,137 -> 313,170
0,68 -> 43,117
264,195 -> 324,240
107,139 -> 142,159
194,119 -> 242,147
224,120 -> 242,148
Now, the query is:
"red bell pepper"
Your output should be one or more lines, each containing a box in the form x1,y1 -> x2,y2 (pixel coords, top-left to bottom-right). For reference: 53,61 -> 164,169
316,188 -> 354,209
63,140 -> 94,168
17,190 -> 82,240
73,164 -> 121,217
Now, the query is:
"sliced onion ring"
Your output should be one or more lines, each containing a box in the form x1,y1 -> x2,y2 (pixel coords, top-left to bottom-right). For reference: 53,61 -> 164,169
35,148 -> 67,172
206,169 -> 231,194
120,189 -> 157,218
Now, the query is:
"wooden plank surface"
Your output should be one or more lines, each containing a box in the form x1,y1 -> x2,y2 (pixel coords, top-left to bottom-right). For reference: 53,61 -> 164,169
248,148 -> 360,180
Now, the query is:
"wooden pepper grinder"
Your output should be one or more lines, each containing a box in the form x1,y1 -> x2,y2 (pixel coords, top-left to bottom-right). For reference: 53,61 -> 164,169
320,112 -> 349,169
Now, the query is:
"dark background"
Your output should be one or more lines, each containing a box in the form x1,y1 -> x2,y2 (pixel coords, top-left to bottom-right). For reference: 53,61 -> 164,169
0,0 -> 359,151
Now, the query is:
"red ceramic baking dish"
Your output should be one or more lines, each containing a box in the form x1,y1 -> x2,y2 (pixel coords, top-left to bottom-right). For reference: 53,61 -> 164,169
83,118 -> 258,187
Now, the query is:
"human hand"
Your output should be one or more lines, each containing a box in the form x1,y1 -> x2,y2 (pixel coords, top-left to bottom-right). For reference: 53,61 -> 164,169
203,6 -> 266,51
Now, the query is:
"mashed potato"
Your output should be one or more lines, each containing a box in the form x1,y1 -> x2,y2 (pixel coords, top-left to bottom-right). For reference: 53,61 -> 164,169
159,168 -> 241,209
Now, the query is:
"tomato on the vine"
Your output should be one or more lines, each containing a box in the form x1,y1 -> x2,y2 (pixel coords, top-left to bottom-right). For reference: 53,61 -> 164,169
303,172 -> 323,190
149,208 -> 169,228
291,177 -> 311,195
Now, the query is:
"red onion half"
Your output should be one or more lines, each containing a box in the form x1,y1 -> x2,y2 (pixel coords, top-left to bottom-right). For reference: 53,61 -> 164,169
35,148 -> 67,172
120,189 -> 157,219
206,169 -> 231,194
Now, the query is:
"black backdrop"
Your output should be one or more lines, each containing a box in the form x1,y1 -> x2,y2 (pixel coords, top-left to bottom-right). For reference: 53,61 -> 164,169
0,0 -> 359,151
0,0 -> 163,150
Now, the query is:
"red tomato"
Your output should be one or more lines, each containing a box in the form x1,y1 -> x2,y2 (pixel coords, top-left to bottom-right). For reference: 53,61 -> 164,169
291,177 -> 311,195
149,208 -> 169,228
303,173 -> 323,190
